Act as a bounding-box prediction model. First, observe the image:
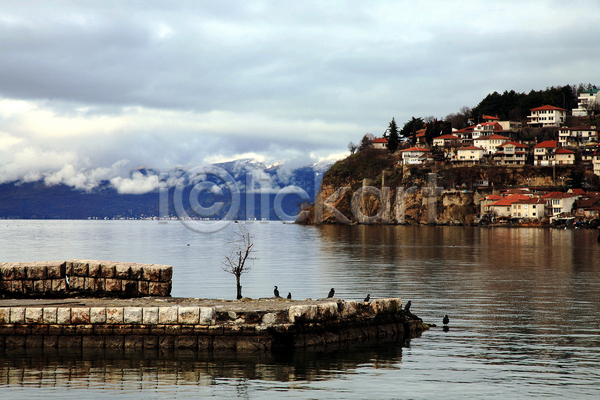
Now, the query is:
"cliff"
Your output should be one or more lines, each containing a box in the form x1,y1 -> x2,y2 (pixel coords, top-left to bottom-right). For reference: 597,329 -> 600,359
297,148 -> 581,225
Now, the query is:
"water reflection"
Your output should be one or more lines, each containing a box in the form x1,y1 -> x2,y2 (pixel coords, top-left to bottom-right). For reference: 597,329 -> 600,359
0,338 -> 407,389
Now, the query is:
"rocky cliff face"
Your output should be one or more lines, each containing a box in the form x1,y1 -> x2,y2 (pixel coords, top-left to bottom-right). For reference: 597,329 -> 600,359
298,149 -> 580,225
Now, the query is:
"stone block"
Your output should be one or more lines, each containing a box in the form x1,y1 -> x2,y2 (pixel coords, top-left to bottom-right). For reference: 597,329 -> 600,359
84,277 -> 98,291
48,325 -> 63,335
138,280 -> 149,296
105,336 -> 125,349
159,265 -> 173,282
46,262 -> 65,279
149,282 -> 171,296
261,313 -> 277,326
200,307 -> 216,325
105,278 -> 122,292
289,305 -> 318,323
100,262 -> 116,278
130,265 -> 143,280
62,325 -> 76,335
26,265 -> 46,280
94,325 -> 113,335
64,261 -> 73,275
340,300 -> 358,318
124,307 -> 143,324
132,325 -> 150,335
178,307 -> 200,325
175,336 -> 197,350
11,280 -> 23,293
115,263 -> 131,279
0,264 -> 15,280
71,308 -> 90,324
51,279 -> 67,292
123,280 -> 138,296
25,308 -> 43,324
142,266 -> 161,281
0,324 -> 15,335
71,260 -> 89,277
158,307 -> 178,324
150,325 -> 165,335
165,324 -> 181,335
31,324 -> 48,335
106,307 -> 124,324
69,276 -> 85,291
0,280 -> 7,292
90,307 -> 106,324
317,302 -> 339,320
113,324 -> 133,335
22,280 -> 34,294
58,336 -> 82,348
33,280 -> 45,293
43,280 -> 52,292
82,336 -> 105,348
88,261 -> 101,277
42,307 -> 57,324
76,324 -> 94,335
0,308 -> 9,323
13,264 -> 27,279
15,324 -> 31,335
96,278 -> 106,292
143,307 -> 159,324
123,335 -> 143,349
10,307 -> 25,324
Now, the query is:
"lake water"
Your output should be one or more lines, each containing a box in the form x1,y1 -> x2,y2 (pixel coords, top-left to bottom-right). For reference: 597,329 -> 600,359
1,220 -> 600,399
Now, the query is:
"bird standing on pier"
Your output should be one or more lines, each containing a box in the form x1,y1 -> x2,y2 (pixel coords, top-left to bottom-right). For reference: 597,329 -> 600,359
404,300 -> 412,312
287,292 -> 292,300
443,315 -> 449,325
328,288 -> 335,298
274,286 -> 280,298
364,294 -> 370,303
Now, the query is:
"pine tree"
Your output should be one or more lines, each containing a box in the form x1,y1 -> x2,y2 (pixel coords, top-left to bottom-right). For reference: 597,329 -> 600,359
387,118 -> 400,153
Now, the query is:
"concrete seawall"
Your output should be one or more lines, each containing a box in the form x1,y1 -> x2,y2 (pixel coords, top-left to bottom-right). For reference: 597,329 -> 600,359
0,297 -> 427,353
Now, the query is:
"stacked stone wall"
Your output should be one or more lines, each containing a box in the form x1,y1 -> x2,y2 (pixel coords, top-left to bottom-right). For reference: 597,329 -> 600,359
0,260 -> 172,298
0,298 -> 425,352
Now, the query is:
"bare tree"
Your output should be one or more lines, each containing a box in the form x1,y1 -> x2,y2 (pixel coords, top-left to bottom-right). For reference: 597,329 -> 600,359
583,100 -> 600,126
221,224 -> 257,300
348,141 -> 358,154
358,133 -> 375,151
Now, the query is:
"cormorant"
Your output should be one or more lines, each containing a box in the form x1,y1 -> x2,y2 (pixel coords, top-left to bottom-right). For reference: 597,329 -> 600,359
287,292 -> 292,300
327,288 -> 335,298
364,294 -> 370,302
404,300 -> 411,312
443,315 -> 449,325
274,286 -> 280,298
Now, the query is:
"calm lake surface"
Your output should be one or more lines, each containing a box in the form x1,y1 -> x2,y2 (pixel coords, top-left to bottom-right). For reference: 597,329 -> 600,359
1,220 -> 600,399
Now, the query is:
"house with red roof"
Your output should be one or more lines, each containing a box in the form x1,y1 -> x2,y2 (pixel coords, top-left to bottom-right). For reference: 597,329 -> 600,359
573,197 -> 600,219
510,198 -> 546,221
473,134 -> 511,154
555,148 -> 575,165
399,147 -> 432,165
558,126 -> 598,146
371,137 -> 388,150
472,122 -> 503,139
482,115 -> 499,122
527,105 -> 567,127
456,145 -> 485,164
493,141 -> 529,165
533,140 -> 558,166
541,192 -> 580,216
482,194 -> 532,218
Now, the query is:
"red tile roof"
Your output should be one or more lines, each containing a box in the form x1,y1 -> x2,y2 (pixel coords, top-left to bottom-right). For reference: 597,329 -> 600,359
401,147 -> 430,152
458,146 -> 484,151
482,115 -> 499,120
434,134 -> 461,140
498,141 -> 527,148
512,198 -> 546,205
541,192 -> 579,199
555,148 -> 574,154
475,134 -> 510,141
530,105 -> 567,111
534,140 -> 558,148
373,138 -> 388,143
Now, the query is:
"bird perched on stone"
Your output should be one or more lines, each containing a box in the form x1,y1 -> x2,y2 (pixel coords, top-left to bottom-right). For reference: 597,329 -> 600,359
443,315 -> 449,325
287,292 -> 292,300
364,294 -> 370,302
404,300 -> 411,312
327,288 -> 335,298
274,286 -> 280,298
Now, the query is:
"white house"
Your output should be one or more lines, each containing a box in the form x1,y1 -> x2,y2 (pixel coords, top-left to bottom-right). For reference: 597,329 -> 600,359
541,192 -> 579,216
399,147 -> 431,165
533,140 -> 558,166
493,141 -> 528,165
510,198 -> 546,221
456,146 -> 485,164
572,88 -> 600,117
593,151 -> 600,176
527,105 -> 567,127
371,137 -> 388,150
473,134 -> 511,154
555,148 -> 575,165
558,126 -> 598,146
472,122 -> 503,139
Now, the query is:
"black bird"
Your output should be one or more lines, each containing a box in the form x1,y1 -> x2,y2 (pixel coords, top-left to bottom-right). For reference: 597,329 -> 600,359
364,294 -> 370,302
327,288 -> 335,298
404,300 -> 412,312
274,286 -> 280,298
443,315 -> 449,325
287,292 -> 292,300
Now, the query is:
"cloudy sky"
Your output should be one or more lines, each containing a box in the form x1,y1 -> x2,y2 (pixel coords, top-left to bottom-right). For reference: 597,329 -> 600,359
1,0 -> 599,192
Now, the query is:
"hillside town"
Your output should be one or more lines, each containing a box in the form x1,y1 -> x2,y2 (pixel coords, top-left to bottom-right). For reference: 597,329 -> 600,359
362,87 -> 600,225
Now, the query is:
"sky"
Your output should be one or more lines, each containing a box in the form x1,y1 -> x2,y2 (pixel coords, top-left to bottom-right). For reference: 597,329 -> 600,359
0,0 -> 599,193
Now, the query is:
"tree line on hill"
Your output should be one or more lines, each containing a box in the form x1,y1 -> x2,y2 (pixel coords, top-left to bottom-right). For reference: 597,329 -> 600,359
349,83 -> 598,153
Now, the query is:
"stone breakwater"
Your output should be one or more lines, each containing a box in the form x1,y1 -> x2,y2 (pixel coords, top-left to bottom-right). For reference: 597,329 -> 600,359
0,260 -> 172,298
0,297 -> 427,353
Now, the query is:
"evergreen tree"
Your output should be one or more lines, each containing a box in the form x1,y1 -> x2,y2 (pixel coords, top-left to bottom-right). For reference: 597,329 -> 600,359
386,118 -> 400,153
